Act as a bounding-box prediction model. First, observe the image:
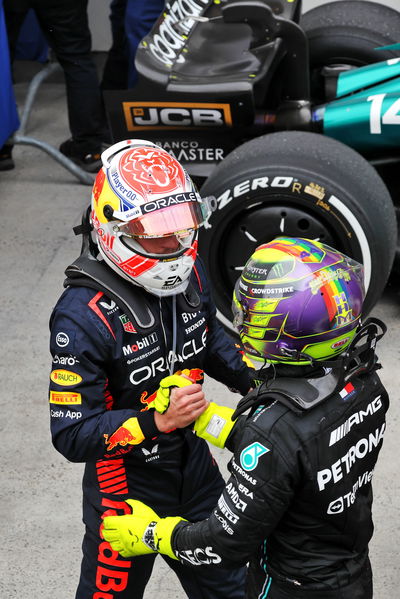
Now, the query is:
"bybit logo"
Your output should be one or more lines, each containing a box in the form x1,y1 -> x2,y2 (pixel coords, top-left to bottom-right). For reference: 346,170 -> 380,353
123,102 -> 232,130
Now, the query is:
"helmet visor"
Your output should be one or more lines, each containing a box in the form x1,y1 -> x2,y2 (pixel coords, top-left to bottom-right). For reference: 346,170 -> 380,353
116,193 -> 207,238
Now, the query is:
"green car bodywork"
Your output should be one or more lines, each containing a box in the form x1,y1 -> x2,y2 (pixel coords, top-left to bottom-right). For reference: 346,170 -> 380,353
319,57 -> 400,152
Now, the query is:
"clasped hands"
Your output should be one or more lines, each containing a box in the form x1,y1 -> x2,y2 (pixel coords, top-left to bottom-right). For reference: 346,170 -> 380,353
153,371 -> 209,433
102,376 -> 237,559
153,373 -> 236,448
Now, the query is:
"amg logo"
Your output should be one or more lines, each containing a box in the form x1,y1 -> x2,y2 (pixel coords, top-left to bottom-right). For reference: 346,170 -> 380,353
123,102 -> 232,130
329,396 -> 383,446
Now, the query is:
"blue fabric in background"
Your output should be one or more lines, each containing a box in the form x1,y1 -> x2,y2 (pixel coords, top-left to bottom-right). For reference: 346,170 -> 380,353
102,0 -> 165,90
0,0 -> 19,147
15,8 -> 48,62
124,0 -> 164,87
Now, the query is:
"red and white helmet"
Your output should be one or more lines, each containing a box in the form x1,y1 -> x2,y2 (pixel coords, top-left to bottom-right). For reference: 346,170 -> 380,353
91,140 -> 211,296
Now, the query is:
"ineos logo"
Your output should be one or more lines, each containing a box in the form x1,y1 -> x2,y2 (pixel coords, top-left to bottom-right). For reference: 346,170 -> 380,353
123,102 -> 232,130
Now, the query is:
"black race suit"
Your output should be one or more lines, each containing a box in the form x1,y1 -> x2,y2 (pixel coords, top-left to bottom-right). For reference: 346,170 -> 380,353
172,364 -> 389,599
49,257 -> 252,599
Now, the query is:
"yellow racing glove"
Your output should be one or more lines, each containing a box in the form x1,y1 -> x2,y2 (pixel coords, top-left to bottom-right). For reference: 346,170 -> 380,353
193,402 -> 236,448
154,370 -> 194,413
102,499 -> 185,559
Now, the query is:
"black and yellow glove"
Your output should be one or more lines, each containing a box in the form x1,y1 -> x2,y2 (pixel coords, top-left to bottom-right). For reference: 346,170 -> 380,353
102,499 -> 185,559
193,402 -> 236,448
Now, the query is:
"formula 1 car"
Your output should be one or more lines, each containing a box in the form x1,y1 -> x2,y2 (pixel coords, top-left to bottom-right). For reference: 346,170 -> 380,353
104,0 -> 400,334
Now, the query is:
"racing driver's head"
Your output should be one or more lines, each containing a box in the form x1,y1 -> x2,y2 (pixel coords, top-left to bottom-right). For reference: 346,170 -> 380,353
232,237 -> 365,365
90,139 -> 212,296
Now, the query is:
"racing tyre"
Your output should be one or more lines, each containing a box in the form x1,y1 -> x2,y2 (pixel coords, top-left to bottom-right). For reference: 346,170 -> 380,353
199,131 -> 396,335
301,1 -> 400,103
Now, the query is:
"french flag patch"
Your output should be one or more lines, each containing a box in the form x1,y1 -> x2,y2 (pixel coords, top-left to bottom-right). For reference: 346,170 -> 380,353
339,382 -> 355,400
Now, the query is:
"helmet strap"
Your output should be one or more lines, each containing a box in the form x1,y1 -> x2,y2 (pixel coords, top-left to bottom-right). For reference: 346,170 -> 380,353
315,317 -> 386,388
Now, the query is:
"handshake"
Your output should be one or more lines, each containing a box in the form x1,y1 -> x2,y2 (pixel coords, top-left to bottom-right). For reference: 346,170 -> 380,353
117,371 -> 236,450
101,373 -> 237,560
152,370 -> 235,448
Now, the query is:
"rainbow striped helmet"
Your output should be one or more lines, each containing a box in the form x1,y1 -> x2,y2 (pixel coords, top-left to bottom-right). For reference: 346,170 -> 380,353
232,237 -> 365,364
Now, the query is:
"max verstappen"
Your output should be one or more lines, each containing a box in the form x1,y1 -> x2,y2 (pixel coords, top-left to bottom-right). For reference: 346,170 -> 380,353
102,238 -> 389,599
48,140 -> 253,598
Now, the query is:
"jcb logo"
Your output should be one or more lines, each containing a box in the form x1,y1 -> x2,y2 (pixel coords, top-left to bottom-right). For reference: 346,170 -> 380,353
123,102 -> 232,130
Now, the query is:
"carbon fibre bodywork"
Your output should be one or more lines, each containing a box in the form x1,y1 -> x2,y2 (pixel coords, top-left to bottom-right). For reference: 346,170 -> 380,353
103,0 -> 400,296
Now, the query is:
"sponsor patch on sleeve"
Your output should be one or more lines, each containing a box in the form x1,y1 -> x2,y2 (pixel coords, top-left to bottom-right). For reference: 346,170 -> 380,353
240,442 -> 270,471
50,370 -> 82,386
52,328 -> 76,350
49,391 -> 82,405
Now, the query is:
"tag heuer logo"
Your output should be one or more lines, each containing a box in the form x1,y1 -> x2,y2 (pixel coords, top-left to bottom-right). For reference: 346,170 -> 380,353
119,314 -> 136,333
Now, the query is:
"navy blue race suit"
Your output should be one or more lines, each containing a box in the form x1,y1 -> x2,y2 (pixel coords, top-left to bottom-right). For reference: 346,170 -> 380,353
49,257 -> 252,599
171,363 -> 389,599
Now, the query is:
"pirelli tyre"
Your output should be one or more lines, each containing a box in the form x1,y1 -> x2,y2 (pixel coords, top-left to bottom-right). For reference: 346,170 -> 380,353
198,131 -> 396,335
301,1 -> 400,103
